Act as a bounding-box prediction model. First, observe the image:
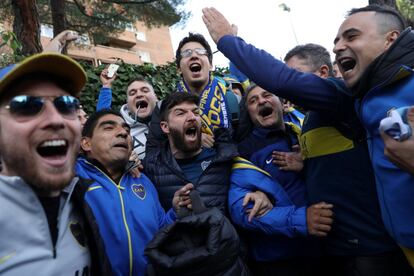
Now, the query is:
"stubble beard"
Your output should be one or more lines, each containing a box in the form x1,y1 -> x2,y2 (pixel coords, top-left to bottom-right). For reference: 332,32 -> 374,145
1,146 -> 77,194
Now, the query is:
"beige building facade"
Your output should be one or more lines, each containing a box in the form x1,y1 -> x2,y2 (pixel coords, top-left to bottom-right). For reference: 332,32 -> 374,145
39,21 -> 175,66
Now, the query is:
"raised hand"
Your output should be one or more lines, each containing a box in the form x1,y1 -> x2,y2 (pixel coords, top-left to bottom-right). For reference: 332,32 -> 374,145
44,30 -> 78,53
202,7 -> 234,44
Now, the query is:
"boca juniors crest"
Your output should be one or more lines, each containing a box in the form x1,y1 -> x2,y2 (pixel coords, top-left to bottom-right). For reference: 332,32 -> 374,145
131,184 -> 146,200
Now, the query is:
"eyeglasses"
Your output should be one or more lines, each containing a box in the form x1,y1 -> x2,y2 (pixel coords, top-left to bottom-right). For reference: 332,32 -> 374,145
180,48 -> 208,58
4,95 -> 80,120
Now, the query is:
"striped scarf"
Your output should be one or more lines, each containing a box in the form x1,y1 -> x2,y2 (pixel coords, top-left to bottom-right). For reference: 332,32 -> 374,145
177,73 -> 229,135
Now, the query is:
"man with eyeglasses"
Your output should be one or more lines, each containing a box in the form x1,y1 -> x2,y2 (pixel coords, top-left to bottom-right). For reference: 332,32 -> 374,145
147,32 -> 239,153
0,53 -> 106,275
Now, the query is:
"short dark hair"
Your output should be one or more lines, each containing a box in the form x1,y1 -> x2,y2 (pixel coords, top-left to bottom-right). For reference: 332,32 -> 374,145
245,82 -> 258,96
126,75 -> 152,88
82,109 -> 125,138
175,33 -> 213,68
284,43 -> 333,77
348,4 -> 406,33
160,92 -> 199,121
126,75 -> 154,94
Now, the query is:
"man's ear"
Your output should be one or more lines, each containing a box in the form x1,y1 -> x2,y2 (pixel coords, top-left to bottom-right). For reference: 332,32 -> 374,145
80,137 -> 92,153
317,65 -> 330,79
160,121 -> 170,134
385,30 -> 400,50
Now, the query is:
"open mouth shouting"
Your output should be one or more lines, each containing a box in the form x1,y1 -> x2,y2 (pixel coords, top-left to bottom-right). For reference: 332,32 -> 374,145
184,123 -> 200,142
188,62 -> 202,77
136,100 -> 149,113
258,105 -> 274,120
37,139 -> 69,167
336,55 -> 357,84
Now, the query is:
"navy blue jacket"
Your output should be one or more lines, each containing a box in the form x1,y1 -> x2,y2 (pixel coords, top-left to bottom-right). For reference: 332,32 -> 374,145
230,157 -> 307,261
76,157 -> 176,276
143,128 -> 238,214
217,35 -> 397,255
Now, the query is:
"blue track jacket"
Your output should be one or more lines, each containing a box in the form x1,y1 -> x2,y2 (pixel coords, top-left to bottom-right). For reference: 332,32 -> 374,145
76,157 -> 176,276
229,157 -> 307,261
217,33 -> 414,250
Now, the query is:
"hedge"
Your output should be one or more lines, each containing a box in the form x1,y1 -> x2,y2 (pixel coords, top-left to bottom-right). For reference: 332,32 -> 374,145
78,60 -> 228,114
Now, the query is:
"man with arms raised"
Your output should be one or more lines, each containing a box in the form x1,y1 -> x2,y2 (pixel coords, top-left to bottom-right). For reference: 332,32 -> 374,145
97,70 -> 158,159
278,43 -> 404,275
202,5 -> 414,267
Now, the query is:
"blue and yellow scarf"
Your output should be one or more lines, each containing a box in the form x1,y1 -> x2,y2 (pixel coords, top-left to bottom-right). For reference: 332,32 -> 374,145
177,73 -> 229,135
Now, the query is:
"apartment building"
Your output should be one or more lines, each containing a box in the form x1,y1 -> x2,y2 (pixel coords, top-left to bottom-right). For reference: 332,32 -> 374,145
38,21 -> 175,66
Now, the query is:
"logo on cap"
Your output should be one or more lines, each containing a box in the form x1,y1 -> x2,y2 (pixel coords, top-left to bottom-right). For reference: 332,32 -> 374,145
132,184 -> 146,200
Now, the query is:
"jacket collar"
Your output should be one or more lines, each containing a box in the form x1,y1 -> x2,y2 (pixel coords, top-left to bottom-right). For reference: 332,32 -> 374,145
352,27 -> 414,98
160,128 -> 238,169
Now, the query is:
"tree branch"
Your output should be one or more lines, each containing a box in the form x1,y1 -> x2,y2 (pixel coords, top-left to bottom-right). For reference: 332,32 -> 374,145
102,0 -> 158,4
72,0 -> 123,21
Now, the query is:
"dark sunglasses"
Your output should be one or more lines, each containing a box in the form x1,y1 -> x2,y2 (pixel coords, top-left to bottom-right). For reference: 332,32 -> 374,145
180,48 -> 208,58
5,95 -> 80,120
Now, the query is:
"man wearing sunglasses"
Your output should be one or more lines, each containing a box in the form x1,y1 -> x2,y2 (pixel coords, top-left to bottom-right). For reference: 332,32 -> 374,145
0,53 -> 106,275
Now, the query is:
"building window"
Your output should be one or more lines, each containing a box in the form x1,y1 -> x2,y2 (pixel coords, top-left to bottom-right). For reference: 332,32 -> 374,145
75,34 -> 91,45
125,23 -> 135,32
138,50 -> 151,63
40,24 -> 54,38
135,31 -> 146,41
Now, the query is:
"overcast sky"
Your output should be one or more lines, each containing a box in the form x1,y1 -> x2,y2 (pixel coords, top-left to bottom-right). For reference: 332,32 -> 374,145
169,0 -> 368,68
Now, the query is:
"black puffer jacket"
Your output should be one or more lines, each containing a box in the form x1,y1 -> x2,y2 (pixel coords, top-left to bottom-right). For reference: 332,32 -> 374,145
145,191 -> 250,276
143,128 -> 238,213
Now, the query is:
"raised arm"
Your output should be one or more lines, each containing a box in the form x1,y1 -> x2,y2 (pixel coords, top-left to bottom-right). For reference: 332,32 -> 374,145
202,7 -> 348,114
96,67 -> 116,111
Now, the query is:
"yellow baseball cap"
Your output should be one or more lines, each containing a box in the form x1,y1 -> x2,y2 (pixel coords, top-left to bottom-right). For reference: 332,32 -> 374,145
0,52 -> 87,97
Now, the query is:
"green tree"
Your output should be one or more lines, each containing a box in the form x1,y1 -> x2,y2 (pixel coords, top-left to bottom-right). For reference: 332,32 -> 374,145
369,0 -> 398,9
369,0 -> 414,27
0,0 -> 189,54
397,0 -> 414,27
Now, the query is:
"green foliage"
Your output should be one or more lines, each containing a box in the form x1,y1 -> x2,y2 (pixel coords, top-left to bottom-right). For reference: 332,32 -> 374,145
0,30 -> 25,67
78,61 -> 228,114
0,0 -> 189,51
35,0 -> 189,45
397,0 -> 414,26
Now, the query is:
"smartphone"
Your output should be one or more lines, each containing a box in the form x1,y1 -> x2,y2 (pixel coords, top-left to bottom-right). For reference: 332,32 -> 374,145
107,64 -> 119,78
